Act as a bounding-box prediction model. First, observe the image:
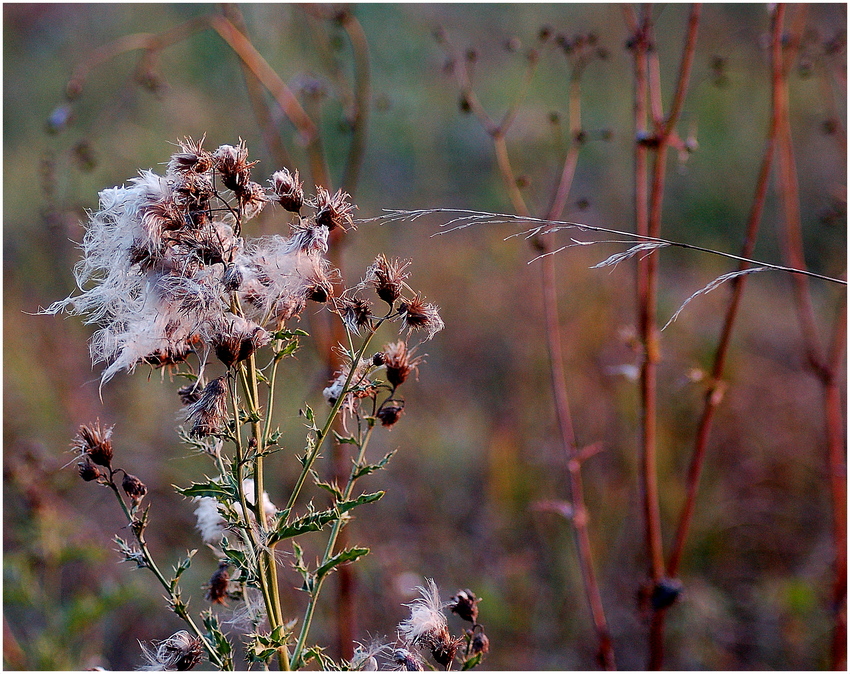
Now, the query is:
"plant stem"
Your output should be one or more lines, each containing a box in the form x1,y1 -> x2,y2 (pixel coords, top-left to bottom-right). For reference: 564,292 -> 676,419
107,483 -> 227,669
290,422 -> 378,668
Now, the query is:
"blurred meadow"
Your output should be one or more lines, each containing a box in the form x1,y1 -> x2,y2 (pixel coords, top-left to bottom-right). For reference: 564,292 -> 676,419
3,3 -> 847,670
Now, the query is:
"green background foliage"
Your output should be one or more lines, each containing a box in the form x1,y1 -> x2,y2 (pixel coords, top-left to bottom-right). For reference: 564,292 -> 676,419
4,3 -> 846,670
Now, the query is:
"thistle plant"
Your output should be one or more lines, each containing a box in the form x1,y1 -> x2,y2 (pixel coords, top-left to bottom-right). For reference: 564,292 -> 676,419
44,138 -> 484,671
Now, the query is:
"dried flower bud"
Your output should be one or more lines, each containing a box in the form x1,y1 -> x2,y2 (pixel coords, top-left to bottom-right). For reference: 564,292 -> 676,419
236,181 -> 267,220
398,294 -> 445,340
306,275 -> 333,303
72,421 -> 114,467
212,317 -> 270,368
447,589 -> 480,624
376,401 -> 404,427
222,263 -> 243,292
178,383 -> 203,406
470,629 -> 490,657
381,341 -> 421,388
392,648 -> 424,671
140,630 -> 204,671
339,296 -> 372,335
187,376 -> 229,437
214,142 -> 256,192
78,458 -> 104,482
205,561 -> 230,604
121,472 -> 147,504
313,186 -> 355,231
270,168 -> 305,213
366,254 -> 410,305
168,136 -> 213,175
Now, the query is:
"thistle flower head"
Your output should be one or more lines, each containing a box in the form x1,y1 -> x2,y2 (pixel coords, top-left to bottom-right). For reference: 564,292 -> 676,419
213,141 -> 256,193
236,181 -> 267,220
313,186 -> 355,231
121,472 -> 148,506
167,136 -> 213,175
138,630 -> 204,671
366,254 -> 410,305
380,341 -> 421,388
447,589 -> 480,624
186,376 -> 229,437
398,294 -> 445,341
210,315 -> 270,368
72,420 -> 114,467
269,168 -> 305,213
398,579 -> 449,648
336,295 -> 372,335
286,218 -> 329,256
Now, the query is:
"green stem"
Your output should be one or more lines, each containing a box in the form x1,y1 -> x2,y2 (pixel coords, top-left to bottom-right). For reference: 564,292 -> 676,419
291,421 -> 378,668
283,322 -> 383,515
107,482 -> 228,670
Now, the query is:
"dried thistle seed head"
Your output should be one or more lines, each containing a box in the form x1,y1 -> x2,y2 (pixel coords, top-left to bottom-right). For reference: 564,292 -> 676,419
168,136 -> 213,175
269,168 -> 305,213
338,296 -> 372,335
381,341 -> 421,388
313,185 -> 355,231
177,383 -> 203,406
211,317 -> 270,368
214,141 -> 256,192
376,400 -> 404,427
392,648 -> 424,671
140,630 -> 204,671
286,218 -> 329,255
399,579 -> 451,653
398,294 -> 444,340
470,629 -> 490,657
205,561 -> 230,604
77,457 -> 104,482
236,181 -> 268,220
172,172 -> 214,214
429,636 -> 461,669
121,472 -> 147,504
222,263 -> 243,292
72,421 -> 114,467
305,275 -> 333,303
367,254 -> 410,305
186,375 -> 229,437
447,589 -> 480,624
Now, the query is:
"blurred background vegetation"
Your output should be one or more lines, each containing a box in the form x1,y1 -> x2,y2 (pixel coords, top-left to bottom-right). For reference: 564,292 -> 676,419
4,3 -> 846,670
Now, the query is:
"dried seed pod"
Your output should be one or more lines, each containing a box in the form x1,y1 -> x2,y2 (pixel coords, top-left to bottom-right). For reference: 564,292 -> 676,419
72,421 -> 114,467
77,458 -> 103,482
269,168 -> 305,213
376,401 -> 404,427
448,589 -> 480,624
470,629 -> 490,657
381,341 -> 421,388
122,472 -> 148,504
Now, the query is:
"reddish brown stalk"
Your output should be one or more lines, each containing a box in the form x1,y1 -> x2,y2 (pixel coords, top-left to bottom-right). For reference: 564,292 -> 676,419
771,6 -> 847,669
666,5 -> 782,581
221,5 -> 292,171
339,13 -> 371,195
453,33 -> 615,668
628,4 -> 701,670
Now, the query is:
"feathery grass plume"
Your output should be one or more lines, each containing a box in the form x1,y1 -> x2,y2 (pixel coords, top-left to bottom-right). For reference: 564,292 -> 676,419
138,630 -> 204,671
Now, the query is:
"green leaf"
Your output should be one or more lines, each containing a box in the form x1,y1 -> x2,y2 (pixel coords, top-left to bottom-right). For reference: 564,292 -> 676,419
267,504 -> 339,545
169,549 -> 197,593
337,491 -> 385,514
461,653 -> 483,670
352,450 -> 397,480
312,473 -> 344,501
202,610 -> 234,669
315,547 -> 369,580
175,477 -> 237,500
332,430 -> 358,445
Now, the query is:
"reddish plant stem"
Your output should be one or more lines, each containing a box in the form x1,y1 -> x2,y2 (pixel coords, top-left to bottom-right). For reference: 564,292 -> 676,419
626,4 -> 702,670
771,7 -> 847,669
666,5 -> 783,582
454,33 -> 615,668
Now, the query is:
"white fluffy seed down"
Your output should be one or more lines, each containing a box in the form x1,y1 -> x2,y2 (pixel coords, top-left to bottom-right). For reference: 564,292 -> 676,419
194,479 -> 277,546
